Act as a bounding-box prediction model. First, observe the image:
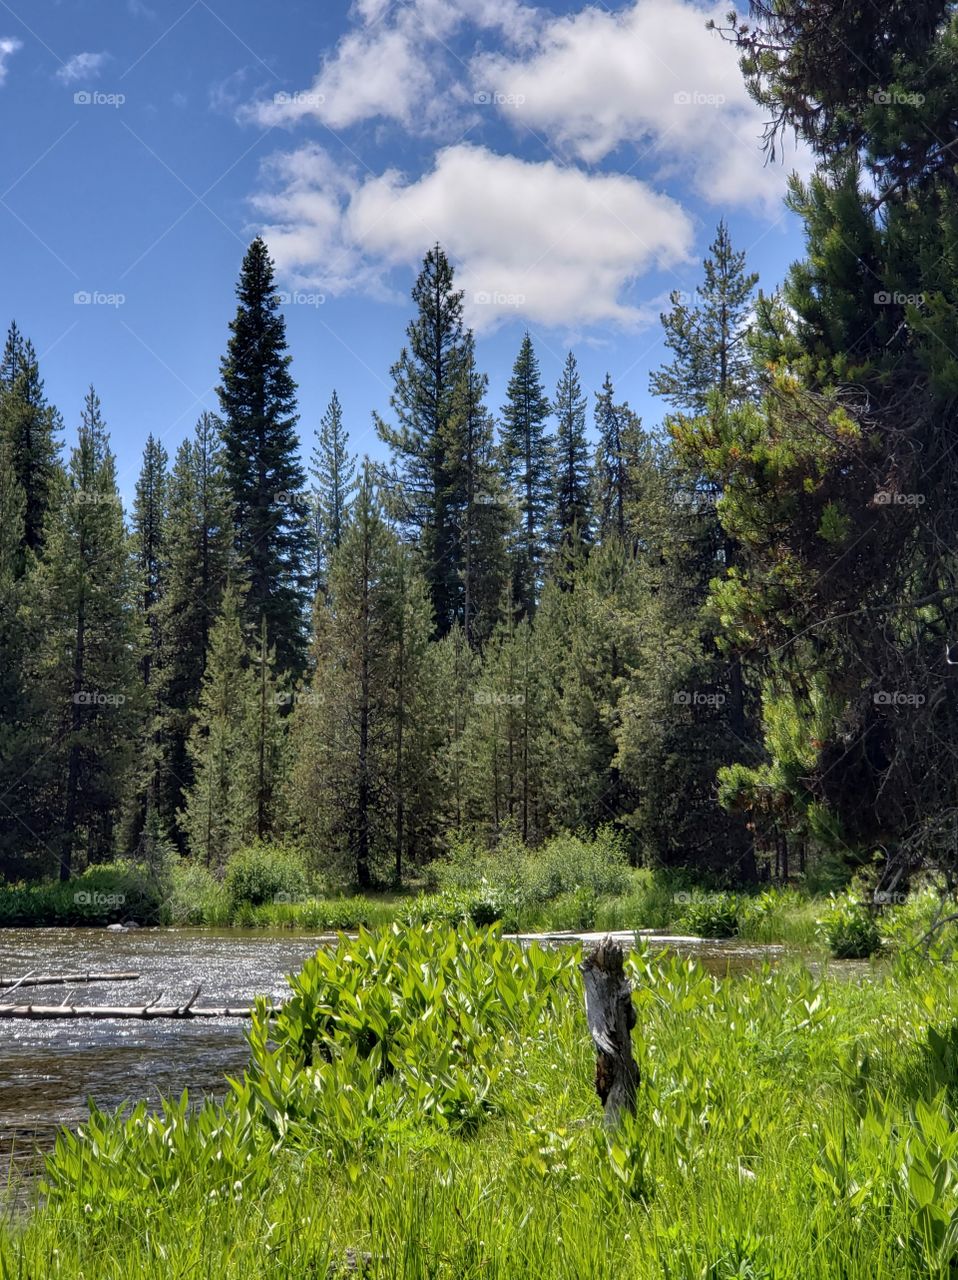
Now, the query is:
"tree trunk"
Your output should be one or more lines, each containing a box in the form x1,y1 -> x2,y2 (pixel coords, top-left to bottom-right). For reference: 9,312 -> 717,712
580,937 -> 639,1126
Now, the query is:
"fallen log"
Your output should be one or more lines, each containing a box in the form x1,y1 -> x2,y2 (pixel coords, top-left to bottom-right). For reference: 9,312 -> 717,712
0,971 -> 140,989
580,935 -> 639,1126
0,1002 -> 274,1019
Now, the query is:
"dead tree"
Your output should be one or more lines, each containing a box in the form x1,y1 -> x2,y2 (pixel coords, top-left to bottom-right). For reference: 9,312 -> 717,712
580,937 -> 639,1126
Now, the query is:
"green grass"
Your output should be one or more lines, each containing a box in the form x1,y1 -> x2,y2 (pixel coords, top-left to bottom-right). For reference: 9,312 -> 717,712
8,924 -> 958,1276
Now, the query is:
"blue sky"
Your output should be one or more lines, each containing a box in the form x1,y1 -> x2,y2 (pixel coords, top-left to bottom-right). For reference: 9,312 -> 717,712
0,0 -> 808,504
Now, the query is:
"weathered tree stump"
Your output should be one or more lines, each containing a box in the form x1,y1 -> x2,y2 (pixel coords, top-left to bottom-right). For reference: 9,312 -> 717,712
580,936 -> 639,1126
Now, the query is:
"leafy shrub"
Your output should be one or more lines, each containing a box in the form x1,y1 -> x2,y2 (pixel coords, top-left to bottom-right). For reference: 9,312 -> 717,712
223,842 -> 308,911
246,923 -> 576,1137
681,892 -> 740,938
165,860 -> 228,925
546,885 -> 599,931
820,897 -> 881,958
0,861 -> 168,926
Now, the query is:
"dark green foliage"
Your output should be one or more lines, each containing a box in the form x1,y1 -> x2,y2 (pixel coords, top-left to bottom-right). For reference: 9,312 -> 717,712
376,245 -> 468,635
308,389 -> 355,596
650,220 -> 758,413
223,840 -> 308,909
155,413 -> 233,834
0,321 -> 61,554
31,389 -> 139,879
500,332 -> 552,618
218,238 -> 309,674
550,350 -> 592,557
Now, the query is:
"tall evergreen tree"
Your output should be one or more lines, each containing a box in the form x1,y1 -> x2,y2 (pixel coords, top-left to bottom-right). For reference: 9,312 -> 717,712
155,413 -> 233,836
0,444 -> 38,876
0,323 -> 62,554
217,237 -> 309,674
500,332 -> 552,618
550,350 -> 592,556
285,466 -> 436,886
179,584 -> 258,867
375,245 -> 468,636
308,389 -> 356,596
593,374 -> 642,543
122,435 -> 170,850
650,219 -> 759,414
33,389 -> 138,878
448,334 -> 510,646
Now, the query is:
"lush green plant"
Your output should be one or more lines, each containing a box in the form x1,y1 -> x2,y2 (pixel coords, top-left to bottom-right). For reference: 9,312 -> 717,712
680,891 -> 740,938
164,859 -> 229,925
820,897 -> 882,959
223,841 -> 309,910
0,861 -> 168,926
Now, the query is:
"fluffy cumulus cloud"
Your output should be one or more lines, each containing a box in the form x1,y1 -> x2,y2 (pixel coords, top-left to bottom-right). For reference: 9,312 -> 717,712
55,52 -> 110,85
253,143 -> 695,332
247,0 -> 538,131
0,37 -> 21,87
472,0 -> 809,210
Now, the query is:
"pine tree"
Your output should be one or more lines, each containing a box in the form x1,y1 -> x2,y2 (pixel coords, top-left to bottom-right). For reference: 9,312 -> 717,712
593,374 -> 639,543
0,444 -> 37,876
217,237 -> 309,674
650,220 -> 758,414
448,335 -> 510,646
550,350 -> 592,557
121,435 -> 170,850
0,323 -> 62,554
155,413 -> 233,835
179,584 -> 257,867
375,245 -> 468,635
33,389 -> 139,878
431,624 -> 479,835
285,466 -> 436,886
500,332 -> 552,618
308,389 -> 356,596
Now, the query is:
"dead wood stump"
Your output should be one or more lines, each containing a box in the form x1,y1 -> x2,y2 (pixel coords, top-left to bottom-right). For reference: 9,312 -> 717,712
580,936 -> 639,1126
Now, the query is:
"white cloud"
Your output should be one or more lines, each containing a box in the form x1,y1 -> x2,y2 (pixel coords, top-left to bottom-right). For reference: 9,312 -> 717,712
55,52 -> 110,85
247,0 -> 538,131
254,143 -> 695,332
0,37 -> 21,86
472,0 -> 810,211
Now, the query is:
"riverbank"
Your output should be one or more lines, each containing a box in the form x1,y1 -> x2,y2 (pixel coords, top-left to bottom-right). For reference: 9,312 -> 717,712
2,924 -> 957,1278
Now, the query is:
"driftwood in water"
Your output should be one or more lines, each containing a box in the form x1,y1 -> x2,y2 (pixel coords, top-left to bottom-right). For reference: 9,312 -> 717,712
0,984 -> 278,1019
0,971 -> 139,990
580,936 -> 639,1125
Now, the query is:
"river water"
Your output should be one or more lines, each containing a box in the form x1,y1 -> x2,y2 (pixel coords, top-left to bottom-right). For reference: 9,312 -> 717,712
0,926 -> 790,1188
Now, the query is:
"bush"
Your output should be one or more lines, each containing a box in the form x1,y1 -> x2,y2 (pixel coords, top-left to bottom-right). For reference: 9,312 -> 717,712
165,860 -> 229,925
223,842 -> 309,911
820,897 -> 882,958
0,861 -> 169,926
681,892 -> 740,938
